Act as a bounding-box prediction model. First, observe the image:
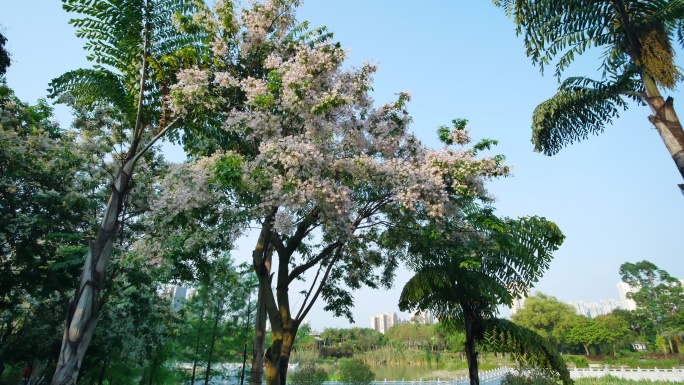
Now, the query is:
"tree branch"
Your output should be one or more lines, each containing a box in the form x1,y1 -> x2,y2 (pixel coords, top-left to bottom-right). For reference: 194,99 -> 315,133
288,241 -> 342,284
296,246 -> 343,322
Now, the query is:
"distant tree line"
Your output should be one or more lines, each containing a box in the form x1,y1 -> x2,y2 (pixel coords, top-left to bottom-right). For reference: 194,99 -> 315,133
511,260 -> 684,358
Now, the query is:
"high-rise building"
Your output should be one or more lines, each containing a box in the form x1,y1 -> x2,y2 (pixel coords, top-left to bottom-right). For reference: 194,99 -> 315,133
164,285 -> 188,312
599,298 -> 621,314
617,282 -> 637,311
568,298 -> 622,318
370,312 -> 399,334
409,311 -> 435,325
510,295 -> 527,315
568,300 -> 589,317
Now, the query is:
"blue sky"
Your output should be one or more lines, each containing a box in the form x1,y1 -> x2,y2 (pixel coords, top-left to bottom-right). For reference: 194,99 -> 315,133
2,1 -> 683,330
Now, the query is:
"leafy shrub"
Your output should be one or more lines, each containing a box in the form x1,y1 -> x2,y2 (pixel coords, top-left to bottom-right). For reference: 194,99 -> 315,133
563,355 -> 588,368
338,358 -> 374,385
501,372 -> 558,385
319,344 -> 354,359
616,349 -> 637,358
292,349 -> 320,367
291,364 -> 329,385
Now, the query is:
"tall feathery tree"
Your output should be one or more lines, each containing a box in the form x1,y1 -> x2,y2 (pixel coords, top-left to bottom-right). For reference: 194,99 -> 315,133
48,0 -> 207,383
494,0 -> 684,193
398,204 -> 569,385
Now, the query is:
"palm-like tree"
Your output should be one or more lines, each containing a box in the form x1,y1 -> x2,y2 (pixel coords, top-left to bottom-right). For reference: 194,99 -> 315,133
48,0 -> 206,383
398,206 -> 569,385
494,0 -> 684,193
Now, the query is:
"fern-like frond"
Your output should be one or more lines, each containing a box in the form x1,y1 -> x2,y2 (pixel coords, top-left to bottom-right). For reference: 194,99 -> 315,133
49,68 -> 134,124
493,0 -> 683,83
55,0 -> 208,127
482,318 -> 572,385
531,73 -> 642,155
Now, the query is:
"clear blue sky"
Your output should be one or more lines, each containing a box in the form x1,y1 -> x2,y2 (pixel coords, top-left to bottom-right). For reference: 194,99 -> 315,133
2,1 -> 683,331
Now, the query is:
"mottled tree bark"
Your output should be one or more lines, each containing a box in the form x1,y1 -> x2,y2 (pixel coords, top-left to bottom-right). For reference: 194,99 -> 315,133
644,95 -> 684,191
640,75 -> 684,194
51,167 -> 130,385
250,214 -> 275,385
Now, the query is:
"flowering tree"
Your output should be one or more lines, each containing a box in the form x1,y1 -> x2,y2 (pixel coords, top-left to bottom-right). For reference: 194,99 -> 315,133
159,2 -> 509,384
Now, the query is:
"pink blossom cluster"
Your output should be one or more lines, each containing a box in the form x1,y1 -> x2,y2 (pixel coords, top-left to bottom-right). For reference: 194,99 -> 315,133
165,0 -> 509,243
148,153 -> 224,226
240,0 -> 298,54
170,67 -> 211,115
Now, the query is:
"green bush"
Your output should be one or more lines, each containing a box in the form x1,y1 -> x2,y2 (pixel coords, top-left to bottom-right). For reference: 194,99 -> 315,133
563,355 -> 588,368
501,372 -> 558,385
319,344 -> 354,359
575,375 -> 684,384
291,364 -> 329,385
338,358 -> 374,385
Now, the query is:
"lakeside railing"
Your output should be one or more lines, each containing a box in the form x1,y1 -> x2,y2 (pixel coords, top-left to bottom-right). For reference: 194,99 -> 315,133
570,366 -> 684,381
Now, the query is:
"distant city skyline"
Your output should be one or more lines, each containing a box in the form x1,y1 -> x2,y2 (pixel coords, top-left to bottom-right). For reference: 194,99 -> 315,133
369,310 -> 436,334
370,312 -> 399,334
511,281 -> 641,319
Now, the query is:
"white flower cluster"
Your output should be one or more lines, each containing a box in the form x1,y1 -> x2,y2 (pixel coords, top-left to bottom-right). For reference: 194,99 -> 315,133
166,0 -> 509,243
148,153 -> 224,226
170,67 -> 211,115
240,0 -> 297,54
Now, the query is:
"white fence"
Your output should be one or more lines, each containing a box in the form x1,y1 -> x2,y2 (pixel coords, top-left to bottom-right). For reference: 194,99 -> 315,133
322,367 -> 512,385
570,367 -> 684,381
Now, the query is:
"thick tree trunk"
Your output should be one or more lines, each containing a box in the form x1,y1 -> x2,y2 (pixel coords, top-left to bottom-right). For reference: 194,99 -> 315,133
264,342 -> 281,385
463,316 -> 479,385
582,344 -> 590,356
250,214 -> 276,385
261,297 -> 299,385
51,165 -> 131,385
641,81 -> 684,194
277,329 -> 297,385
